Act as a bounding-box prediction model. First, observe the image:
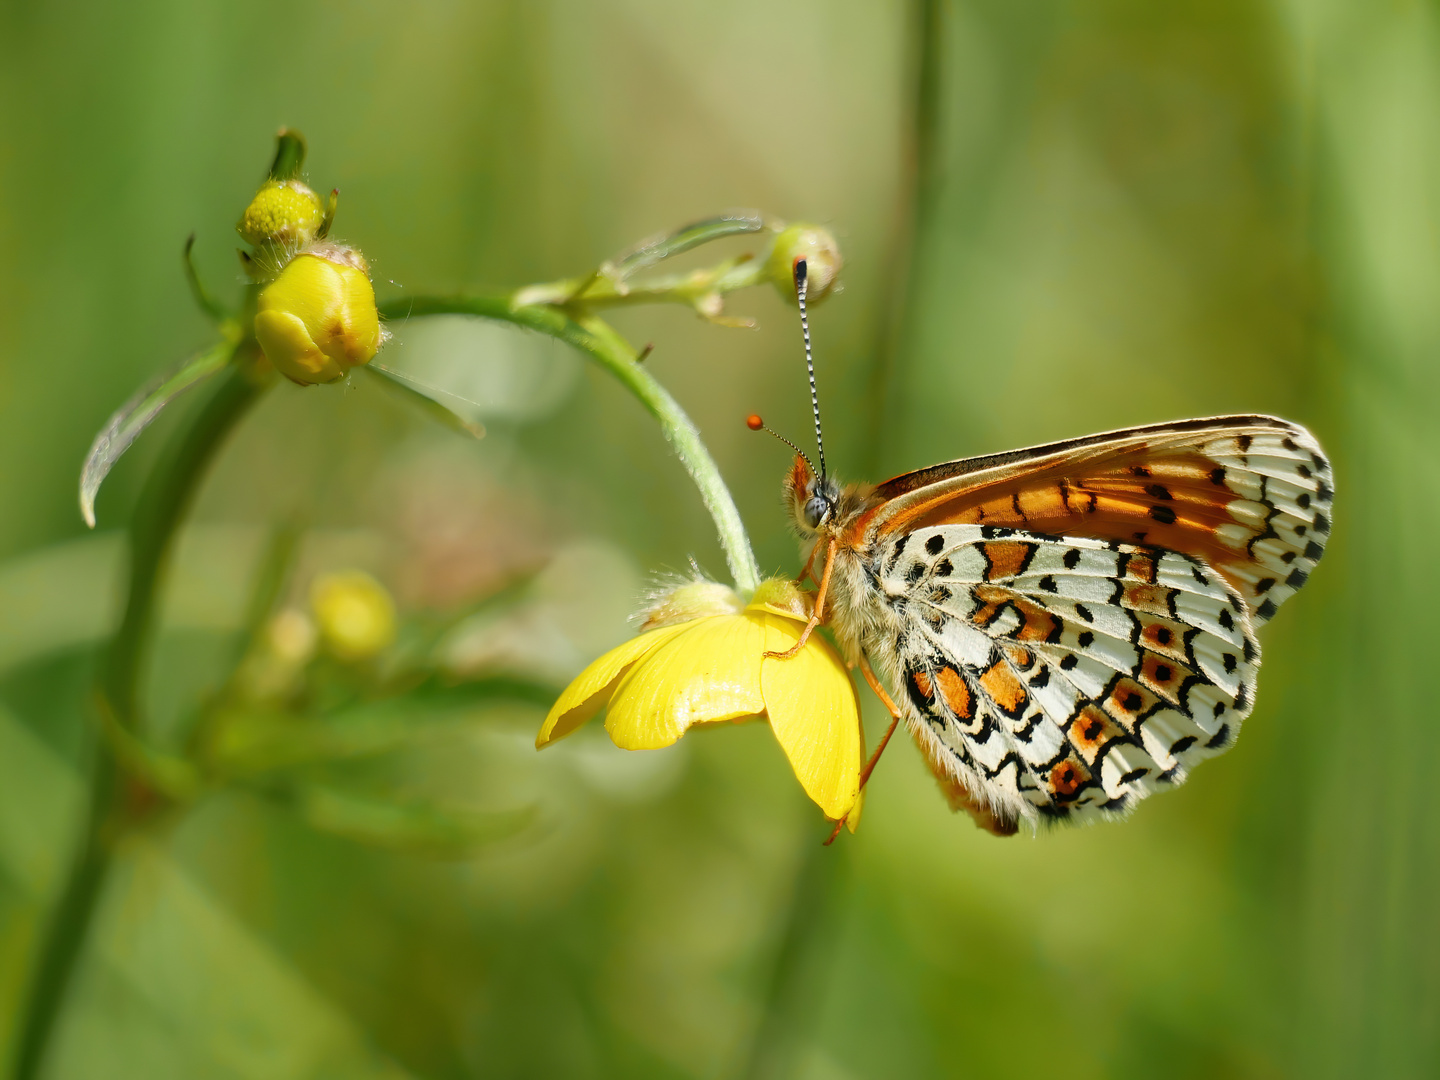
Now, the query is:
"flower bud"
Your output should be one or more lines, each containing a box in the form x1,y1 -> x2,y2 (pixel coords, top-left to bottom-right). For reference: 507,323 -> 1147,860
766,224 -> 843,305
237,179 -> 326,248
748,578 -> 815,621
637,580 -> 744,632
267,608 -> 319,665
310,571 -> 397,661
254,245 -> 384,385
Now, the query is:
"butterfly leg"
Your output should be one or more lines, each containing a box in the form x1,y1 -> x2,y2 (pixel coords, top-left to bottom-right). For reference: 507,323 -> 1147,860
766,536 -> 837,660
824,657 -> 906,840
856,656 -> 902,789
797,538 -> 821,586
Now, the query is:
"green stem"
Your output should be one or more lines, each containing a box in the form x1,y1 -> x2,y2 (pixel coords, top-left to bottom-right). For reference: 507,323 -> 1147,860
12,359 -> 266,1080
378,295 -> 761,593
743,818 -> 851,1080
514,258 -> 766,311
9,751 -> 116,1080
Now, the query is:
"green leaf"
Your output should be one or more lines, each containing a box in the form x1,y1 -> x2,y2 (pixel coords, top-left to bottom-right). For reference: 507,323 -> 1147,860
283,784 -> 537,857
606,211 -> 770,281
360,364 -> 486,438
78,339 -> 237,528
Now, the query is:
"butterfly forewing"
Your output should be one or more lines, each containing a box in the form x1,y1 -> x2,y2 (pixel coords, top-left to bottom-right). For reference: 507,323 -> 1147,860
875,524 -> 1262,827
856,416 -> 1332,625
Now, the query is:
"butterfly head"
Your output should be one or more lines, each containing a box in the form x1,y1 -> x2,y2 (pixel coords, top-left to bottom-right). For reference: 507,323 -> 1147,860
785,451 -> 843,535
749,256 -> 850,536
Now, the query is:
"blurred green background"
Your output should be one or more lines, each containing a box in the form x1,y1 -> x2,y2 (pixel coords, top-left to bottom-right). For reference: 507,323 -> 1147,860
1,1 -> 1436,1077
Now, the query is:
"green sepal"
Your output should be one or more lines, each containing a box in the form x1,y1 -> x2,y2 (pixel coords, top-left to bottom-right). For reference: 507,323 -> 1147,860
267,128 -> 307,181
182,234 -> 229,322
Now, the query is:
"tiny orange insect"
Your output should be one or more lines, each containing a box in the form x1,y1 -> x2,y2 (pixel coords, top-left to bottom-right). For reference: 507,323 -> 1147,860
756,260 -> 1332,835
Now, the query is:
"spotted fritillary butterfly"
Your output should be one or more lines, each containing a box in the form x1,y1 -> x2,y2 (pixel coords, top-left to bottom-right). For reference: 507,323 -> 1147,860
766,262 -> 1332,834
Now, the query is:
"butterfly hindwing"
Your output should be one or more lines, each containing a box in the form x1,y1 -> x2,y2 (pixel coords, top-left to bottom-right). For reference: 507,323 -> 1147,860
876,524 -> 1261,828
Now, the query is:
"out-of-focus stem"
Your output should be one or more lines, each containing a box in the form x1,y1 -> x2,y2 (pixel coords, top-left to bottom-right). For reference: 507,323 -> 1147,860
377,295 -> 762,593
743,816 -> 851,1080
12,360 -> 267,1080
860,0 -> 944,474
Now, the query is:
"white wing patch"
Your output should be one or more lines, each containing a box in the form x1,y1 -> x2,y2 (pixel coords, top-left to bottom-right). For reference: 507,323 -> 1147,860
1196,428 -> 1333,624
872,524 -> 1261,829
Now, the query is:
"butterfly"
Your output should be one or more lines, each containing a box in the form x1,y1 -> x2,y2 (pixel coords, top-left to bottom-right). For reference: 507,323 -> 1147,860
760,261 -> 1332,835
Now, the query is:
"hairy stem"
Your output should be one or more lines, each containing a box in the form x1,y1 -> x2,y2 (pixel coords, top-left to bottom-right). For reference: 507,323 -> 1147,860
12,359 -> 266,1080
377,295 -> 761,593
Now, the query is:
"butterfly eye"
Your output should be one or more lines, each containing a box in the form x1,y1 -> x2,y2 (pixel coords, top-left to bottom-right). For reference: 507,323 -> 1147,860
804,495 -> 832,529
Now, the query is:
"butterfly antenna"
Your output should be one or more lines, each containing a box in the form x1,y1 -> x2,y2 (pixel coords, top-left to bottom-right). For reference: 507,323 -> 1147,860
746,414 -> 816,476
794,259 -> 828,480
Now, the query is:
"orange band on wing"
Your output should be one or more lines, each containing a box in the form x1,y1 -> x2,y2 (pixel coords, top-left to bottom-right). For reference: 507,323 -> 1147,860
861,452 -> 1257,595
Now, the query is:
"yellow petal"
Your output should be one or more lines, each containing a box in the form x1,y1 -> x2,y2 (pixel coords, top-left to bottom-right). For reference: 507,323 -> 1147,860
845,784 -> 864,833
759,615 -> 861,820
605,615 -> 765,750
536,623 -> 689,748
254,309 -> 339,384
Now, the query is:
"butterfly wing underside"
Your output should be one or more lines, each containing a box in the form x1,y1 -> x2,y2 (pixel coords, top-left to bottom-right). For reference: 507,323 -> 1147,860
877,525 -> 1259,826
855,417 -> 1330,828
858,416 -> 1332,624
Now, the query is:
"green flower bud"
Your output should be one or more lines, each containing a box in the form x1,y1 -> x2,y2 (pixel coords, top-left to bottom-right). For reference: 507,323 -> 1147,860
253,244 -> 385,385
766,224 -> 843,305
310,571 -> 396,661
237,179 -> 325,247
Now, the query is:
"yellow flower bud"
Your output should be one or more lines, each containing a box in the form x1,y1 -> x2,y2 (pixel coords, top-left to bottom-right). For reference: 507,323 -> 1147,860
254,245 -> 385,385
766,224 -> 843,305
237,179 -> 325,247
310,571 -> 396,661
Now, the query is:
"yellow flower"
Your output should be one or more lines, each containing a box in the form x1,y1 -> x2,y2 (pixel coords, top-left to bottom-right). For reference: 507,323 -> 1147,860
537,579 -> 863,824
254,244 -> 384,385
310,571 -> 396,661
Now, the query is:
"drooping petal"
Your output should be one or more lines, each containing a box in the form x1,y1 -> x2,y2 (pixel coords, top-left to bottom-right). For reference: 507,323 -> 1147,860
536,623 -> 689,748
844,785 -> 864,833
758,615 -> 861,820
605,615 -> 766,750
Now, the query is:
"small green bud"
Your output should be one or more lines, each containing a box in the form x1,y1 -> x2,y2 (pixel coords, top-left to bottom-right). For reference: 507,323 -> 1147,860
253,244 -> 385,385
766,224 -> 843,305
238,179 -> 325,248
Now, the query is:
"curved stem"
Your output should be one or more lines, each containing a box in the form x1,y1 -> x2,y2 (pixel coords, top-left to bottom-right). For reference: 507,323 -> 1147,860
378,295 -> 761,593
12,358 -> 267,1080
